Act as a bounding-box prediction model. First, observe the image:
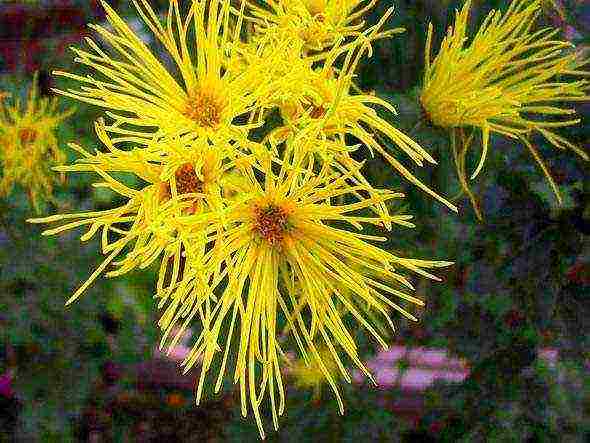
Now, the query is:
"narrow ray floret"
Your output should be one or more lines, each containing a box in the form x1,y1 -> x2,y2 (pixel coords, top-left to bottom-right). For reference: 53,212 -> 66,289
53,0 -> 276,145
0,77 -> 75,212
421,0 -> 589,219
158,151 -> 452,438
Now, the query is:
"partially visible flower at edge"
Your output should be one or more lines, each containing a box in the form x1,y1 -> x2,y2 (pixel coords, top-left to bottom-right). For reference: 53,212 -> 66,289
420,0 -> 589,220
0,75 -> 75,212
286,347 -> 340,403
244,0 -> 388,57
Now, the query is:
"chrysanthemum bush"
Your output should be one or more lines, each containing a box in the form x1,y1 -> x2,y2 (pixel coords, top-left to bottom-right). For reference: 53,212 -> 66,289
23,0 -> 587,439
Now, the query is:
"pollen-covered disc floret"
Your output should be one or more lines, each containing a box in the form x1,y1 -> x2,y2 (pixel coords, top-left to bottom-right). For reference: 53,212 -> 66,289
18,128 -> 38,145
253,202 -> 292,246
184,88 -> 225,129
158,163 -> 206,215
174,164 -> 204,196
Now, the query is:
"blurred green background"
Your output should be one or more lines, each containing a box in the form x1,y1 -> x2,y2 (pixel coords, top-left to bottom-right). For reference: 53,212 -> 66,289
0,0 -> 588,441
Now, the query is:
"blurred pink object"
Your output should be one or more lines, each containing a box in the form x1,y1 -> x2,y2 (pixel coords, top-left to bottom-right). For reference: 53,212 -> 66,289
538,349 -> 558,368
359,345 -> 469,391
356,346 -> 559,392
374,368 -> 401,386
166,345 -> 192,362
374,346 -> 406,363
154,329 -> 192,362
372,346 -> 467,369
399,369 -> 439,391
0,371 -> 14,398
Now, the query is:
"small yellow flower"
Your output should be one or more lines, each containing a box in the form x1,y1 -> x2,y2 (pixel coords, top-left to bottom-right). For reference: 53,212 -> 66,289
162,150 -> 452,438
421,0 -> 589,219
288,347 -> 340,402
0,78 -> 74,212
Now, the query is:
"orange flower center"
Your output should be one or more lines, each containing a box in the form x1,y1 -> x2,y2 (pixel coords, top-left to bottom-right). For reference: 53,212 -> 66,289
18,128 -> 38,145
254,204 -> 290,246
174,163 -> 203,195
184,89 -> 223,128
159,164 -> 204,214
308,103 -> 327,119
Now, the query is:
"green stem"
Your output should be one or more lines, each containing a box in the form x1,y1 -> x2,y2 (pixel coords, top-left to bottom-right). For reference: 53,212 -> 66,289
451,129 -> 483,221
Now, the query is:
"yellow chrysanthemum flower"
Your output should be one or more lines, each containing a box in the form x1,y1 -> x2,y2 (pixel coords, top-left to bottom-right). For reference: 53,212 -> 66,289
0,79 -> 74,212
54,0 -> 276,146
28,120 -> 246,305
269,16 -> 457,213
421,0 -> 589,219
245,0 -> 385,55
159,151 -> 452,438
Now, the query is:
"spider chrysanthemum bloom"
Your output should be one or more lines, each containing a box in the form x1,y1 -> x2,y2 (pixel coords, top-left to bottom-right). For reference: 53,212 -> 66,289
245,0 -> 388,56
269,15 -> 457,213
159,151 -> 452,438
421,0 -> 589,218
0,80 -> 75,212
54,0 -> 276,146
28,120 -> 245,305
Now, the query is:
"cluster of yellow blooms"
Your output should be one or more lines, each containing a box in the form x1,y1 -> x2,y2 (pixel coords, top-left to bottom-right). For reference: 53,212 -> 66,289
20,0 -> 587,438
0,78 -> 74,213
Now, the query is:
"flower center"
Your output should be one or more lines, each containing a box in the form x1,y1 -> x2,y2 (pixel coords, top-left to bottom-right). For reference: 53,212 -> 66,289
308,103 -> 327,119
184,89 -> 223,128
174,163 -> 203,195
254,204 -> 290,246
158,163 -> 204,214
18,128 -> 37,145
